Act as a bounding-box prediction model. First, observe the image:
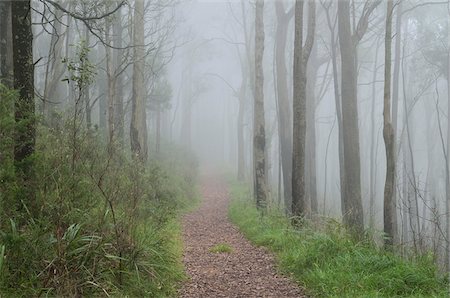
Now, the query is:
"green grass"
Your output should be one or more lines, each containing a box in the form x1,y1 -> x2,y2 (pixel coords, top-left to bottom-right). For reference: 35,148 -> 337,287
228,182 -> 449,298
209,243 -> 233,254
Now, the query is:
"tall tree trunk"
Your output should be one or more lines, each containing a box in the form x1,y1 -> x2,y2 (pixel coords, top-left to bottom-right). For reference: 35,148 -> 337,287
338,0 -> 364,233
113,5 -> 124,146
12,0 -> 36,211
275,1 -> 293,214
42,5 -> 64,122
445,15 -> 450,274
0,0 -> 12,87
254,0 -> 268,211
106,18 -> 115,143
369,38 -> 381,228
292,0 -> 315,218
83,27 -> 92,129
383,0 -> 397,247
130,0 -> 148,162
306,46 -> 318,214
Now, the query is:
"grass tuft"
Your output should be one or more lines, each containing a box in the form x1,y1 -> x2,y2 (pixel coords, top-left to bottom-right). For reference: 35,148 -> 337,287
228,182 -> 449,298
209,243 -> 233,254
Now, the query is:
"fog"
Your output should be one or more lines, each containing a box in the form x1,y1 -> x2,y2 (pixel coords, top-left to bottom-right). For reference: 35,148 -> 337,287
2,0 -> 450,282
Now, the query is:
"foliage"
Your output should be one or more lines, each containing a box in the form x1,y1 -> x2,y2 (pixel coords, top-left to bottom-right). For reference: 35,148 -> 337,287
0,85 -> 197,296
228,182 -> 449,298
209,243 -> 233,254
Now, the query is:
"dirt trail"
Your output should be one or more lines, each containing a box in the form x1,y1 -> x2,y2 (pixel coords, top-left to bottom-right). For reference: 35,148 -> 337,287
179,177 -> 306,298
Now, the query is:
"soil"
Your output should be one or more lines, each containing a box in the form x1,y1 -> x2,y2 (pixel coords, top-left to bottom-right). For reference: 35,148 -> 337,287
179,176 -> 306,298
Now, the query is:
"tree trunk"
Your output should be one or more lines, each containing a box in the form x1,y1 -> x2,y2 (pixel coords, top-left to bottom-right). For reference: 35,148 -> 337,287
306,46 -> 318,214
292,0 -> 315,218
338,0 -> 364,233
254,0 -> 268,211
383,0 -> 397,247
275,1 -> 293,214
42,5 -> 64,122
130,0 -> 148,162
106,18 -> 115,143
12,0 -> 36,211
369,38 -> 381,228
113,5 -> 124,146
445,15 -> 450,274
0,1 -> 13,87
83,27 -> 92,129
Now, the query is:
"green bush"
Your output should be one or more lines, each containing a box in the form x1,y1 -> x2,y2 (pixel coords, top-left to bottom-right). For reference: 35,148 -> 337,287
229,182 -> 449,298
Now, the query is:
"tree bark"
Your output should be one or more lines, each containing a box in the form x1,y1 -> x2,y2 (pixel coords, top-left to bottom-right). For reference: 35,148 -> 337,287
337,0 -> 364,233
292,0 -> 315,218
306,46 -> 318,214
369,38 -> 381,228
383,0 -> 397,247
113,4 -> 124,146
0,1 -> 13,87
254,0 -> 268,211
12,0 -> 36,210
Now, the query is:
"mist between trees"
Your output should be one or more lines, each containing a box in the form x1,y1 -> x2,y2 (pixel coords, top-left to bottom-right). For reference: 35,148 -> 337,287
1,0 -> 450,295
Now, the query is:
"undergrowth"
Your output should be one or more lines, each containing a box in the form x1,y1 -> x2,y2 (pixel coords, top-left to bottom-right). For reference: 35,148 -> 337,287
228,182 -> 449,297
0,86 -> 197,296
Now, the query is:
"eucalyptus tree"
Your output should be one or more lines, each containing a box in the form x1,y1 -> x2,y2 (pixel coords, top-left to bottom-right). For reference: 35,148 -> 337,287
292,0 -> 315,217
383,0 -> 397,247
10,0 -> 36,214
254,0 -> 268,211
337,0 -> 380,234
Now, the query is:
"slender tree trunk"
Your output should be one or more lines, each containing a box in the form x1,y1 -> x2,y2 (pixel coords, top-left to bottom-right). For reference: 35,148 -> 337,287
11,0 -> 36,212
383,0 -> 397,247
83,27 -> 92,129
42,6 -> 64,122
292,0 -> 315,218
106,19 -> 115,143
338,0 -> 364,234
254,0 -> 268,211
369,39 -> 381,228
275,1 -> 293,214
292,0 -> 305,217
445,16 -> 450,274
113,1 -> 124,146
130,0 -> 148,162
0,1 -> 12,87
306,47 -> 318,214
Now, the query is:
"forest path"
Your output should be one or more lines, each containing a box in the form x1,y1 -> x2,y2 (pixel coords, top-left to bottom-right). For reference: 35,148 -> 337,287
178,176 -> 306,298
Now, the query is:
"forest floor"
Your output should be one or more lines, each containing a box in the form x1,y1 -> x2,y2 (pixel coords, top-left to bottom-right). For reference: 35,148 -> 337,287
178,176 -> 306,298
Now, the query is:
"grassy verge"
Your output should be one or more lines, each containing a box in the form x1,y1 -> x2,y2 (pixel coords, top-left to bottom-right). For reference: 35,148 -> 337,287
228,182 -> 448,297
